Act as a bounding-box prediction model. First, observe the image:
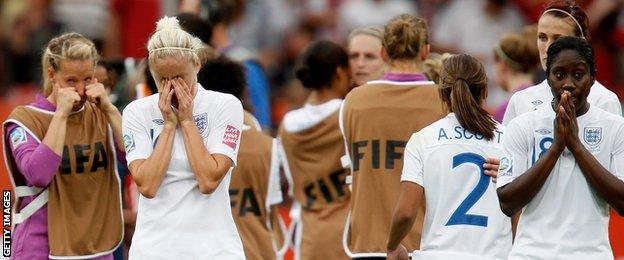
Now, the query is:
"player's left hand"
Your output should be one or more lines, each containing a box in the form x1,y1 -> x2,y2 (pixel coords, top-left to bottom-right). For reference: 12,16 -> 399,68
171,77 -> 194,124
86,78 -> 116,112
560,91 -> 581,150
387,244 -> 409,260
484,157 -> 500,183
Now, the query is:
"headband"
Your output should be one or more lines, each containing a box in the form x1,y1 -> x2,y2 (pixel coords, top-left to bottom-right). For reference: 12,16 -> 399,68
494,43 -> 523,71
542,9 -> 585,38
149,47 -> 196,54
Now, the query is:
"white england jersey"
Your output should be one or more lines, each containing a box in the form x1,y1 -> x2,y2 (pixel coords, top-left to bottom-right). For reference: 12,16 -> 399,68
122,85 -> 245,259
502,80 -> 621,125
498,106 -> 624,260
402,113 -> 512,260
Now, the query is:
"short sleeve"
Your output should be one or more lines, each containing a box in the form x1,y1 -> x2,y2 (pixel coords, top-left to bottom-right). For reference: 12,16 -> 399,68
609,122 -> 624,182
401,132 -> 424,186
497,117 -> 531,188
267,139 -> 283,206
205,96 -> 244,165
502,93 -> 519,126
122,102 -> 153,165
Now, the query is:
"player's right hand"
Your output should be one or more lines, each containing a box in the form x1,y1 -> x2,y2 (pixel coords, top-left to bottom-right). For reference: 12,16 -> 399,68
484,157 -> 500,183
159,80 -> 178,127
387,244 -> 409,260
55,84 -> 81,116
553,93 -> 567,152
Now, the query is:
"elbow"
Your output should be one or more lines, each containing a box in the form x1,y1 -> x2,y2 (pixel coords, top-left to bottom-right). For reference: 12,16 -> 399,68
30,178 -> 52,188
198,181 -> 219,195
498,201 -> 516,217
614,201 -> 624,216
497,189 -> 516,217
138,185 -> 158,199
393,209 -> 416,227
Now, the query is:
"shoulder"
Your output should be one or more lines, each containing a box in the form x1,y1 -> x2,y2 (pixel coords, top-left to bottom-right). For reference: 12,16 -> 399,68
408,116 -> 449,146
589,81 -> 619,101
593,106 -> 624,124
198,88 -> 243,109
507,109 -> 543,132
124,94 -> 158,113
282,99 -> 342,133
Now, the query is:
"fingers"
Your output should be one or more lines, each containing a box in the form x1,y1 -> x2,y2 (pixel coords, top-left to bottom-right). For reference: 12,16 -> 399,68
484,169 -> 498,179
166,87 -> 174,107
159,80 -> 171,107
174,78 -> 191,103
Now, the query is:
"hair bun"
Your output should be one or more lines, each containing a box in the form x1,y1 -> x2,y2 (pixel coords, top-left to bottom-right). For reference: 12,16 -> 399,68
156,16 -> 182,32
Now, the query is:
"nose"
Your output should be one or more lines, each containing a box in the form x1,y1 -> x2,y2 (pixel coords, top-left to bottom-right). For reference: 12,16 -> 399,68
75,83 -> 86,97
354,56 -> 365,67
562,78 -> 575,92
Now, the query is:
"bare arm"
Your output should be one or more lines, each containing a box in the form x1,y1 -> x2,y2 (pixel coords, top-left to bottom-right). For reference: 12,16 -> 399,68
127,81 -> 177,198
561,93 -> 624,215
496,144 -> 562,216
179,120 -> 233,194
128,124 -> 176,198
173,78 -> 233,194
497,97 -> 568,217
387,182 -> 424,252
42,86 -> 81,155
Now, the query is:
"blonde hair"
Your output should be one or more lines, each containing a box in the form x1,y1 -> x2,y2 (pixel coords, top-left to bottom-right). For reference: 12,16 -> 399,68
41,33 -> 99,96
147,16 -> 206,69
348,26 -> 384,43
383,14 -> 428,61
423,52 -> 452,84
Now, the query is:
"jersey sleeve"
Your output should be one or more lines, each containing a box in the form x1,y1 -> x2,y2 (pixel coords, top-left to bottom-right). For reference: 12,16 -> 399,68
502,93 -> 519,126
609,122 -> 624,182
122,102 -> 153,165
497,117 -> 531,188
401,132 -> 425,186
205,96 -> 244,165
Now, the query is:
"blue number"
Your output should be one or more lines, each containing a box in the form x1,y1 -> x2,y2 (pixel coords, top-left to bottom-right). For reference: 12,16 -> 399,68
532,137 -> 553,165
445,152 -> 489,227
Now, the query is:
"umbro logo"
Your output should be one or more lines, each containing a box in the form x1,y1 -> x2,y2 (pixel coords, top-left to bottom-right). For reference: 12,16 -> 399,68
535,128 -> 551,135
531,100 -> 543,106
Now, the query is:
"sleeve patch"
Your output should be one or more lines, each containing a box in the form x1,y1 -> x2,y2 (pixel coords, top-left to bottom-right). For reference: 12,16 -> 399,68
222,124 -> 240,149
497,156 -> 513,178
10,127 -> 27,148
123,133 -> 136,152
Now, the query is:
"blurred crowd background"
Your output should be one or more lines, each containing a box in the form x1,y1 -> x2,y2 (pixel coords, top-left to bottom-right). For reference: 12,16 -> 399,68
2,0 -> 624,133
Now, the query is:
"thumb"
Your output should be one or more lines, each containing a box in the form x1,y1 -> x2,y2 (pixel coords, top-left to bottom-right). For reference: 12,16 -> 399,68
93,78 -> 99,84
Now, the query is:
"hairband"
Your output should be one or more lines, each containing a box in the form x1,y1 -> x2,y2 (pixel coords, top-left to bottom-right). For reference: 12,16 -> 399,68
494,43 -> 523,70
542,9 -> 585,38
149,47 -> 196,54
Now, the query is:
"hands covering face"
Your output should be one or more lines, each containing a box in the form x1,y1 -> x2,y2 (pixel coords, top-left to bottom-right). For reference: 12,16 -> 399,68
158,77 -> 195,127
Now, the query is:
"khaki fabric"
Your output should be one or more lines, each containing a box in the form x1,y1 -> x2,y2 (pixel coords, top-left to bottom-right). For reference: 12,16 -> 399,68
229,111 -> 282,259
4,103 -> 123,257
279,111 -> 350,260
341,82 -> 446,254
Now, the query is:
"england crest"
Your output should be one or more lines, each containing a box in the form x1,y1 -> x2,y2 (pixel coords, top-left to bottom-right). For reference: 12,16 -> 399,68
584,127 -> 602,146
194,113 -> 208,133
